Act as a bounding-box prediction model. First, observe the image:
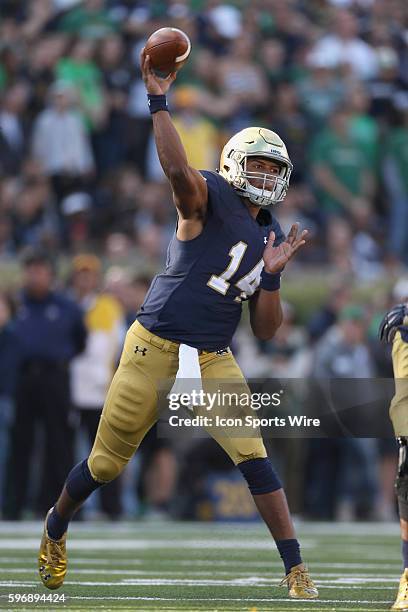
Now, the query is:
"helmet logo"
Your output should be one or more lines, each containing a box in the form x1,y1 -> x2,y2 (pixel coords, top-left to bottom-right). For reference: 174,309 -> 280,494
259,128 -> 283,147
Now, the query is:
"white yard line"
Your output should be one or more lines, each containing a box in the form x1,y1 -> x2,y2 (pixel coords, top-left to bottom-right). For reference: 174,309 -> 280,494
0,538 -> 317,550
2,557 -> 398,570
0,577 -> 398,588
0,568 -> 400,581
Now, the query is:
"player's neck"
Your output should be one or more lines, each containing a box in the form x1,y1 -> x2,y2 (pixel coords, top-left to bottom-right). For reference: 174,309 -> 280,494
241,197 -> 261,219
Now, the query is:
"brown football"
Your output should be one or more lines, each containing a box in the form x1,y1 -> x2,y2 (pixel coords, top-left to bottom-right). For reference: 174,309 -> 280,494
145,27 -> 191,75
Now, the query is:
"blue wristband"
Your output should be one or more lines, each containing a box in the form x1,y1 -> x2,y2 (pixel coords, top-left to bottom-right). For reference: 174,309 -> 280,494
260,270 -> 281,291
147,94 -> 169,114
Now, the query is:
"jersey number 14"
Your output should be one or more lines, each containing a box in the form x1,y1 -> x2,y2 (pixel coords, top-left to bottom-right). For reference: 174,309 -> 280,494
207,241 -> 263,301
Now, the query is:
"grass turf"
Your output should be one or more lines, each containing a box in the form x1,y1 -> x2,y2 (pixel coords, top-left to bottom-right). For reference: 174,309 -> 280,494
0,520 -> 401,611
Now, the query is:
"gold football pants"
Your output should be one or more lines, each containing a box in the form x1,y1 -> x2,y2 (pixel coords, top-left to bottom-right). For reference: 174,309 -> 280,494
390,330 -> 408,437
88,321 -> 266,483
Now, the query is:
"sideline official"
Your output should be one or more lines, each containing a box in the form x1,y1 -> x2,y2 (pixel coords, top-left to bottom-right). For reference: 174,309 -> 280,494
4,249 -> 86,519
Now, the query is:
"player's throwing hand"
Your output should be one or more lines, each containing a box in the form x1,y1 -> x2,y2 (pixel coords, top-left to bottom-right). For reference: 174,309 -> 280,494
263,222 -> 308,274
140,48 -> 177,95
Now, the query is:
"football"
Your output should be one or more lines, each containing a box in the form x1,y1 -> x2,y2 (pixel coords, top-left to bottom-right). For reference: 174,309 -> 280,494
145,27 -> 191,75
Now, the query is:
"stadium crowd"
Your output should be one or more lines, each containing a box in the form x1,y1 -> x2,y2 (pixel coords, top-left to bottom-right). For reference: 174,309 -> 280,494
0,0 -> 407,522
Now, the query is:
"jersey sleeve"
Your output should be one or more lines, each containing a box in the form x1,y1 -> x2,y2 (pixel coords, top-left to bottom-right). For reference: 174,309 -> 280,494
199,170 -> 237,218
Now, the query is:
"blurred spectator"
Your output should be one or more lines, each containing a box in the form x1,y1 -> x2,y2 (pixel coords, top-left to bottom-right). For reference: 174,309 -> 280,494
69,253 -> 125,519
137,425 -> 178,519
4,249 -> 86,519
309,8 -> 378,79
92,35 -> 131,173
31,81 -> 94,203
368,46 -> 407,123
56,38 -> 106,130
116,273 -> 151,328
126,75 -> 153,177
259,301 -> 311,378
314,304 -> 375,378
216,33 -> 269,131
297,57 -> 344,126
310,305 -> 379,520
348,84 -> 379,169
269,82 -> 311,183
172,87 -> 218,170
0,82 -> 30,176
196,2 -> 242,55
104,268 -> 150,325
311,107 -> 375,219
383,109 -> 408,264
235,300 -> 311,379
12,176 -> 59,253
308,282 -> 352,342
0,215 -> 14,258
57,0 -> 117,39
60,191 -> 93,248
260,39 -> 287,88
351,217 -> 384,281
0,293 -> 20,513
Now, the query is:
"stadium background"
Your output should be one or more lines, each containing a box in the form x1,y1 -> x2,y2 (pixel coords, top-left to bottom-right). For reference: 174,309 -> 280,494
0,0 -> 407,526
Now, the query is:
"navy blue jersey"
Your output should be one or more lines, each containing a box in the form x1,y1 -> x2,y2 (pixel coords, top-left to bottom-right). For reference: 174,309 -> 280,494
137,171 -> 285,351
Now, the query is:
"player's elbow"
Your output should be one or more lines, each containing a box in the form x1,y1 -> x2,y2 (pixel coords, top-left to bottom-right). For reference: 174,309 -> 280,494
253,328 -> 278,341
251,313 -> 282,340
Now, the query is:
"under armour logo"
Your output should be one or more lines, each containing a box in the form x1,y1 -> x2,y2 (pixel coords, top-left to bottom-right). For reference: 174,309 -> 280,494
264,236 -> 268,244
216,347 -> 229,356
134,345 -> 147,356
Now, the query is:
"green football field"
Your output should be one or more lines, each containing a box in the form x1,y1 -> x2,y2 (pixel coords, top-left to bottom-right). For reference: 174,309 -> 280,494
0,520 -> 402,611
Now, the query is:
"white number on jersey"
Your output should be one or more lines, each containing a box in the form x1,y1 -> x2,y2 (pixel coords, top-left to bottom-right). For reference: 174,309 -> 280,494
207,241 -> 263,299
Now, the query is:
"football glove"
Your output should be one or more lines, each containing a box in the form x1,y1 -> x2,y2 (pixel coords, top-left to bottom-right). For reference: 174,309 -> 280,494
378,303 -> 408,343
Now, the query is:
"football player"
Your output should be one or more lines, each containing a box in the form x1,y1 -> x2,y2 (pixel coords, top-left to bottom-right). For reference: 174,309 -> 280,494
37,50 -> 318,600
379,303 -> 408,610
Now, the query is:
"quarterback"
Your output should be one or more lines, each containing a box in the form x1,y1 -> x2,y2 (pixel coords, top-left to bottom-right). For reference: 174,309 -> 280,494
380,304 -> 408,610
38,50 -> 318,600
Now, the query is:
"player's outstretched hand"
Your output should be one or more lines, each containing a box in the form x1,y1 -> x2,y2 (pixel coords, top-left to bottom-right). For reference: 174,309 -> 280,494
263,223 -> 308,274
140,48 -> 177,95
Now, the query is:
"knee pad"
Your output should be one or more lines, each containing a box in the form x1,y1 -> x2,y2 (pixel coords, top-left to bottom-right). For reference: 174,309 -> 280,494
88,453 -> 123,484
88,413 -> 142,484
238,457 -> 282,495
396,437 -> 408,520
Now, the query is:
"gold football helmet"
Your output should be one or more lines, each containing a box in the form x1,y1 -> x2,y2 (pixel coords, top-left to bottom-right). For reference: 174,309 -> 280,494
219,127 -> 293,206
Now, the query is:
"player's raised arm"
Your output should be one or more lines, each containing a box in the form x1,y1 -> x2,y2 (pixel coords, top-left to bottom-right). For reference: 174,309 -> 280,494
140,49 -> 207,221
